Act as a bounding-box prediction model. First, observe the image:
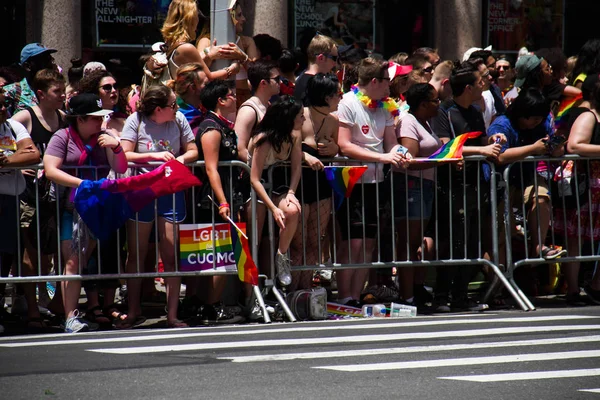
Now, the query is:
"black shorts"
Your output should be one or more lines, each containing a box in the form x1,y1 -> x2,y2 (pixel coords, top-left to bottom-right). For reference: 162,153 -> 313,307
336,183 -> 386,240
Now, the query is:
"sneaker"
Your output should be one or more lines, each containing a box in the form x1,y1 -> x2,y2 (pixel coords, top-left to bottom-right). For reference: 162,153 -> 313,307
374,285 -> 400,302
275,251 -> 292,286
200,303 -> 245,325
413,284 -> 434,306
246,299 -> 275,321
434,296 -> 451,313
65,310 -> 92,333
451,297 -> 489,312
583,286 -> 600,305
565,292 -> 588,307
178,296 -> 202,320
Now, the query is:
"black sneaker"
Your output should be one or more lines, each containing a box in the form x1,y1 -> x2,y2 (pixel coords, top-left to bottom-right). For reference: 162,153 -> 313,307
583,286 -> 600,305
565,292 -> 588,307
451,297 -> 489,312
200,303 -> 245,325
413,284 -> 434,306
433,295 -> 451,313
178,296 -> 202,320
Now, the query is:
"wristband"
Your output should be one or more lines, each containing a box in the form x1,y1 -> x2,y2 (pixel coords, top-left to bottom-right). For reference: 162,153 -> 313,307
112,144 -> 122,154
219,203 -> 230,209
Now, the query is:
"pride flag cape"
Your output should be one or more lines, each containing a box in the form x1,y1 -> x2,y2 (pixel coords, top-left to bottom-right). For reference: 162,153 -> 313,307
415,131 -> 482,162
229,223 -> 259,285
324,165 -> 368,209
555,93 -> 583,130
74,160 -> 201,240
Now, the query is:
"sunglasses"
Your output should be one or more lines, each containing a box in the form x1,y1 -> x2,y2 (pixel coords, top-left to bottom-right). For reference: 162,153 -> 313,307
167,101 -> 178,110
422,66 -> 433,73
269,76 -> 281,84
99,84 -> 117,92
324,53 -> 339,62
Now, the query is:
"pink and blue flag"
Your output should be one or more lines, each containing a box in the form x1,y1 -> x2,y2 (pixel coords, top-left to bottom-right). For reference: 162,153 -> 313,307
74,160 -> 201,240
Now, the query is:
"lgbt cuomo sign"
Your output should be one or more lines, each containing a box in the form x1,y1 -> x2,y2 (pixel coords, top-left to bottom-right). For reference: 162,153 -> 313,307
179,223 -> 246,272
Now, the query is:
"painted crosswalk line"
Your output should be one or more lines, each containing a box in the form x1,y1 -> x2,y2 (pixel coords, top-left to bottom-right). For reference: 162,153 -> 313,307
88,325 -> 600,355
2,315 -> 595,348
439,368 -> 600,382
220,335 -> 600,363
314,350 -> 600,372
578,389 -> 600,394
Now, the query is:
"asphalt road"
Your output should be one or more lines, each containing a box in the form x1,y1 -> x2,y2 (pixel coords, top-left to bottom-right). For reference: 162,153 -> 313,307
1,307 -> 600,400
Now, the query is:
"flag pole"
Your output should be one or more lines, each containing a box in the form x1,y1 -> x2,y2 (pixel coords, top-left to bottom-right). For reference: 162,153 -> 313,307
207,195 -> 248,239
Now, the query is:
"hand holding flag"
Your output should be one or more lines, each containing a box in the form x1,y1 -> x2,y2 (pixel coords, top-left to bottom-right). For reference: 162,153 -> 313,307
413,131 -> 483,162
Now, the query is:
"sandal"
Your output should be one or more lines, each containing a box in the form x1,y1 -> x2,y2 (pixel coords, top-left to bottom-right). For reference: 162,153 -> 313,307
167,319 -> 188,329
114,315 -> 147,330
540,246 -> 567,260
103,304 -> 128,325
86,306 -> 111,325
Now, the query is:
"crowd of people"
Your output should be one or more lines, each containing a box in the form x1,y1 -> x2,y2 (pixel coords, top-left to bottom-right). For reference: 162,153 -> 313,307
1,0 -> 600,334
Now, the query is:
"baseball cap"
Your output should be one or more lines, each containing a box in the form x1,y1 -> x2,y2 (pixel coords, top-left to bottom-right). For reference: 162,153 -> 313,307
514,54 -> 541,88
388,62 -> 413,78
68,93 -> 113,117
20,43 -> 57,65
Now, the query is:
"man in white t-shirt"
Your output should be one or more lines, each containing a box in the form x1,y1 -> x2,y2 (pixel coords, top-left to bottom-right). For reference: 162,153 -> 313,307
0,90 -> 40,319
468,58 -> 497,128
335,57 -> 410,306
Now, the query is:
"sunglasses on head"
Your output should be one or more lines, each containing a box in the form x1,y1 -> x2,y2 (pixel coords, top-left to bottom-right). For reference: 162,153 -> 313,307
99,83 -> 117,92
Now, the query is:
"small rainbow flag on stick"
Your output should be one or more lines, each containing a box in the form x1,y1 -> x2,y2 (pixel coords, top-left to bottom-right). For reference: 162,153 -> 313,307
207,195 -> 259,285
555,93 -> 583,131
324,165 -> 368,209
415,131 -> 482,162
230,223 -> 259,285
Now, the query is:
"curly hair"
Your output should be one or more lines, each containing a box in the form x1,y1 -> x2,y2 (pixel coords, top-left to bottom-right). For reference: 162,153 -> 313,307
251,95 -> 302,153
78,69 -> 113,95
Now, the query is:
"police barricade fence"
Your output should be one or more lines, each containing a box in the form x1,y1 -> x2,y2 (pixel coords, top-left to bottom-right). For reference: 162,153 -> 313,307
503,155 -> 600,311
264,156 -> 528,311
0,160 -> 259,283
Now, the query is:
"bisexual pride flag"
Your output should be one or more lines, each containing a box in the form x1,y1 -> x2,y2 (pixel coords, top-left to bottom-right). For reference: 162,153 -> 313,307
324,165 -> 368,209
74,160 -> 201,240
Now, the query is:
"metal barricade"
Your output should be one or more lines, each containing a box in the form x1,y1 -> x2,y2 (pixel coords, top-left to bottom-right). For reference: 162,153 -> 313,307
503,155 -> 600,311
264,156 -> 527,311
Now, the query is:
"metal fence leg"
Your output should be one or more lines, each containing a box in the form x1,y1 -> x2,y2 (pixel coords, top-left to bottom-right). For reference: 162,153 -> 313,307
271,286 -> 297,322
253,284 -> 272,323
509,276 -> 537,311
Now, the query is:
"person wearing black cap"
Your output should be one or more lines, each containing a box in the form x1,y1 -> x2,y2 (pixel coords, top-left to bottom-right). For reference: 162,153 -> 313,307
43,93 -> 127,333
3,43 -> 58,116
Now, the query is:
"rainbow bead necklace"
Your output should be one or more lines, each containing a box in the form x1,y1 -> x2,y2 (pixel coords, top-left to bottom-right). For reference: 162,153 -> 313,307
351,85 -> 400,118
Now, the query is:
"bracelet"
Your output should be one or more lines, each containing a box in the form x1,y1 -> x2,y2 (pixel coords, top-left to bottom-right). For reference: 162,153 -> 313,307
112,144 -> 122,154
219,203 -> 230,209
287,190 -> 295,195
203,47 -> 210,55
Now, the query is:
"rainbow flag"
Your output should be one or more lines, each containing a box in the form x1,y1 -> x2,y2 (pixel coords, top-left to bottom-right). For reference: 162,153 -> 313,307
555,93 -> 583,130
422,131 -> 482,161
324,165 -> 368,209
230,224 -> 259,285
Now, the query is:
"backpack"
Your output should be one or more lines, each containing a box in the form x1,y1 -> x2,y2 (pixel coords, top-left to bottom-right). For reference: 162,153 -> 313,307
140,44 -> 174,95
285,287 -> 328,320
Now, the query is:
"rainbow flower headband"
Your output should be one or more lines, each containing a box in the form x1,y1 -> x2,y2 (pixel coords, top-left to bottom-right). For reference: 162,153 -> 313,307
351,85 -> 400,118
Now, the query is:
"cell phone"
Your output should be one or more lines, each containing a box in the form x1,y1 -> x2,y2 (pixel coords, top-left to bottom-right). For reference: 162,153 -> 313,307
396,145 -> 409,156
543,135 -> 566,151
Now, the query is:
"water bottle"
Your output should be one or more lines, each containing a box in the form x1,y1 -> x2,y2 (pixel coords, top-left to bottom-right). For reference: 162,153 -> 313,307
389,302 -> 417,318
362,304 -> 387,318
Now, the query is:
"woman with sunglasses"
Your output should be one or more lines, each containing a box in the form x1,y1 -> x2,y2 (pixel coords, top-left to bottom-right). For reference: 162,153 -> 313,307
120,85 -> 198,329
43,93 -> 127,333
247,96 -> 303,288
289,74 -> 340,291
79,69 -> 127,135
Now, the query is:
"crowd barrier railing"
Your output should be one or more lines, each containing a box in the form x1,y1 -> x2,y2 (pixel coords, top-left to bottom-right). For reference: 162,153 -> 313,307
265,156 -> 528,311
503,155 -> 600,311
0,161 -> 277,321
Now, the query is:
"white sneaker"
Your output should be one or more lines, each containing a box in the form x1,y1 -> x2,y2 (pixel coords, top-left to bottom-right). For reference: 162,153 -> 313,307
64,310 -> 99,333
275,251 -> 292,286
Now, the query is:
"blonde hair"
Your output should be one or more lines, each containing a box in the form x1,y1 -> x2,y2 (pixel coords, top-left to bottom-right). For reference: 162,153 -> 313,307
432,60 -> 454,81
170,63 -> 205,96
566,55 -> 578,83
307,34 -> 337,63
389,52 -> 409,65
161,0 -> 198,54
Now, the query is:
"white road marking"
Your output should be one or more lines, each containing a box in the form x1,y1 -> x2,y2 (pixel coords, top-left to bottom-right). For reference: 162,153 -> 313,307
439,369 -> 600,382
219,335 -> 600,363
87,325 -> 600,355
1,315 -> 595,347
315,350 -> 600,372
578,389 -> 600,394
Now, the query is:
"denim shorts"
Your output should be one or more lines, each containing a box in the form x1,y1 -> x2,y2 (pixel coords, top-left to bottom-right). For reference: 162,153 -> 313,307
392,174 -> 434,221
130,192 -> 186,223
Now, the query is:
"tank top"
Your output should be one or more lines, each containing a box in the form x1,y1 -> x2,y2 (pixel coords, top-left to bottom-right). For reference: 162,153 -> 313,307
26,106 -> 64,155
